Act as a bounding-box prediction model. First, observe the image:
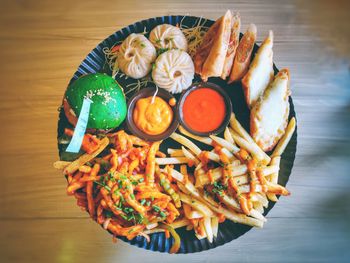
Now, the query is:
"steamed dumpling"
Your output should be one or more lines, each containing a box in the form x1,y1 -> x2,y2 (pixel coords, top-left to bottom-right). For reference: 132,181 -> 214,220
152,50 -> 194,94
117,33 -> 157,79
149,24 -> 188,51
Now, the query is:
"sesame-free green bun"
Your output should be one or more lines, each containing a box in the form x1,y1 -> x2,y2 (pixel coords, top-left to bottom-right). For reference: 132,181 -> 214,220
63,73 -> 127,131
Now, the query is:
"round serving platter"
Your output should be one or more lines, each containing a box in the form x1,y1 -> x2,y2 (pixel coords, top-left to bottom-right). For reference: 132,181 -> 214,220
57,15 -> 297,254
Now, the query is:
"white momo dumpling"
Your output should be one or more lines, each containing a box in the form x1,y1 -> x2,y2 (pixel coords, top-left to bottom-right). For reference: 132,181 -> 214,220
152,49 -> 194,94
149,24 -> 188,51
117,33 -> 156,79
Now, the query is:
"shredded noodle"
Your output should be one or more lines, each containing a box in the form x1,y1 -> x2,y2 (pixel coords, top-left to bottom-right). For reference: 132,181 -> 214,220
179,16 -> 209,57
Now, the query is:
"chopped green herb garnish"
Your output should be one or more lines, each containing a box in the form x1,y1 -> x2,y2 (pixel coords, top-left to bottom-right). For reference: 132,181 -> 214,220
121,214 -> 128,220
131,180 -> 138,185
152,205 -> 161,212
212,181 -> 228,196
138,178 -> 144,183
118,179 -> 123,189
123,207 -> 134,213
130,193 -> 135,200
135,213 -> 144,224
140,199 -> 146,206
120,175 -> 127,180
159,211 -> 166,218
94,181 -> 111,191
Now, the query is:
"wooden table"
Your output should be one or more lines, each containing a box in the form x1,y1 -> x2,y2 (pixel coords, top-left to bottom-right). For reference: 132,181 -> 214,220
1,0 -> 349,262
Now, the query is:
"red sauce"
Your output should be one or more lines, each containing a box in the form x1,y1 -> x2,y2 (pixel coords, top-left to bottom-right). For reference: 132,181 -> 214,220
183,88 -> 226,133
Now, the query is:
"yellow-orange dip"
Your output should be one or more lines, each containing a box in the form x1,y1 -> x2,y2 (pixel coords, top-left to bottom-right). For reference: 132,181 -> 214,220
133,96 -> 173,135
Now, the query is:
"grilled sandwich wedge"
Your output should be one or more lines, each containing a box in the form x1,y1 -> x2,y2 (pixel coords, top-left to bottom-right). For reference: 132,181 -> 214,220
250,69 -> 291,152
221,13 -> 241,79
242,30 -> 274,108
194,10 -> 232,81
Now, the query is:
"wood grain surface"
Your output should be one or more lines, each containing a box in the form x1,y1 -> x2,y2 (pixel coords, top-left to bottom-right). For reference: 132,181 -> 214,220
0,0 -> 349,262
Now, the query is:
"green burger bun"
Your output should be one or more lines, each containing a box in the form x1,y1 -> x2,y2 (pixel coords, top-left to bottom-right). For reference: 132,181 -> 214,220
63,73 -> 127,131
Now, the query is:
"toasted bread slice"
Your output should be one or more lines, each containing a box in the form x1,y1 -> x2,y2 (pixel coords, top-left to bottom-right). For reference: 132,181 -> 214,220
250,69 -> 291,152
228,23 -> 257,83
200,10 -> 232,81
242,30 -> 274,108
221,13 -> 241,79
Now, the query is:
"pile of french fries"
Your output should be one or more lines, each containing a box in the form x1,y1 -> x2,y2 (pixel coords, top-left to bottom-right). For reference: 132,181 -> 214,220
152,113 -> 296,242
54,113 -> 295,247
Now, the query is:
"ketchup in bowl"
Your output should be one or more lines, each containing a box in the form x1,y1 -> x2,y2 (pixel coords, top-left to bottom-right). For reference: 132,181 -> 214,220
178,82 -> 232,136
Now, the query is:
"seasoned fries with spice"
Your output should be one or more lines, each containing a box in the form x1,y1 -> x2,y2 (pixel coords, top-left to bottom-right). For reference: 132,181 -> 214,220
56,111 -> 294,250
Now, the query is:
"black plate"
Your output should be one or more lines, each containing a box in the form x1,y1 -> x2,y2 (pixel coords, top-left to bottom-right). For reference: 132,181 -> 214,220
57,15 -> 297,254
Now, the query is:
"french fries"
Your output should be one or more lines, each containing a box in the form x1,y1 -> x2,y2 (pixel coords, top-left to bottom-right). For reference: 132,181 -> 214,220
166,113 -> 293,236
143,218 -> 190,234
170,132 -> 221,163
64,137 -> 109,175
53,160 -> 71,170
224,127 -> 235,145
266,156 -> 281,201
271,117 -> 296,157
210,135 -> 240,153
229,113 -> 271,164
181,146 -> 200,165
155,157 -> 189,165
211,217 -> 219,238
195,164 -> 279,187
203,198 -> 264,228
56,103 -> 294,246
203,217 -> 213,243
179,192 -> 214,217
167,148 -> 184,157
179,125 -> 213,145
170,133 -> 201,155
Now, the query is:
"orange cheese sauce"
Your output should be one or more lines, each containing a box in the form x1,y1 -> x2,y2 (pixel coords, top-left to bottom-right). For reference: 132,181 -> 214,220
182,88 -> 226,133
133,96 -> 173,135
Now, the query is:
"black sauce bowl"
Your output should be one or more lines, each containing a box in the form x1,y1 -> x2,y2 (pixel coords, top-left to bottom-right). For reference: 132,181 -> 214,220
177,82 -> 232,137
126,87 -> 179,142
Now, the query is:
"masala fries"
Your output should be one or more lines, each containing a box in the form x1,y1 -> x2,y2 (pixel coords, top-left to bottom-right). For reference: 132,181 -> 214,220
63,137 -> 110,175
55,113 -> 295,248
